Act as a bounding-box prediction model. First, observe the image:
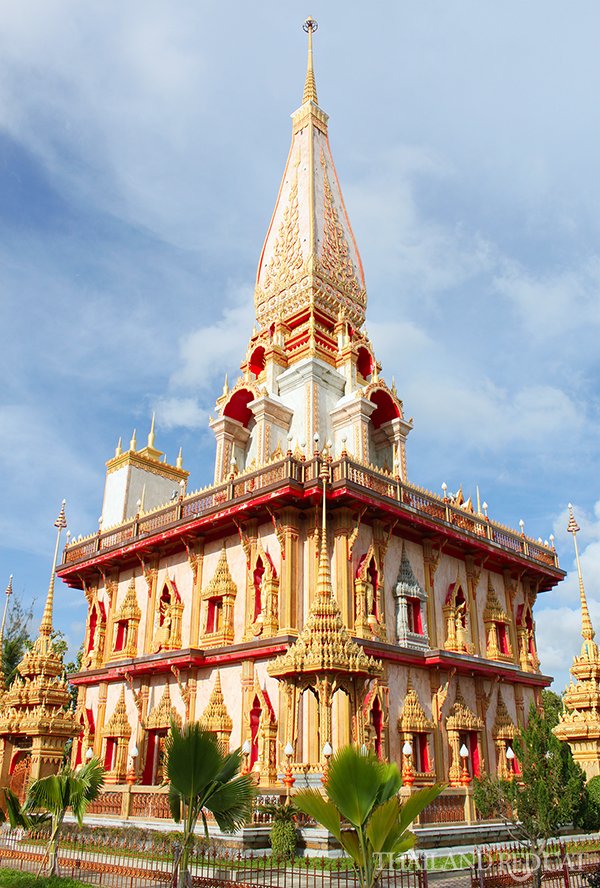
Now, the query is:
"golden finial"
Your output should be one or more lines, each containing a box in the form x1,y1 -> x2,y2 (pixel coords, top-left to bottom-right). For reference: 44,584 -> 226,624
176,447 -> 183,469
302,17 -> 319,105
40,500 -> 67,639
223,373 -> 229,396
0,575 -> 12,691
130,429 -> 137,451
316,455 -> 333,599
147,413 -> 156,448
115,437 -> 123,457
567,503 -> 596,649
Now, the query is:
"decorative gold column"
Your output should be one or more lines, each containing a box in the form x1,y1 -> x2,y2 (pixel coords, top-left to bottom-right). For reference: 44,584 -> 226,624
187,542 -> 204,647
465,556 -> 483,656
95,682 -> 108,757
279,508 -> 300,632
423,540 -> 441,648
503,570 -> 520,666
142,565 -> 159,654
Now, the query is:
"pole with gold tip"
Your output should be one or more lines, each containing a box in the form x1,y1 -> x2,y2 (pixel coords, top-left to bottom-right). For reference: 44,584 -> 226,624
39,501 -> 68,649
0,575 -> 13,692
567,503 -> 597,652
302,17 -> 318,105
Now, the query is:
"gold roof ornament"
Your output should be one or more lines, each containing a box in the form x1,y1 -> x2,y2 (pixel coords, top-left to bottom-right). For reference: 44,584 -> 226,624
202,545 -> 237,601
103,686 -> 132,738
492,689 -> 515,741
199,671 -> 233,735
302,17 -> 318,105
116,578 -> 142,624
269,458 -> 382,679
146,683 -> 182,731
445,681 -> 484,732
398,673 -> 433,734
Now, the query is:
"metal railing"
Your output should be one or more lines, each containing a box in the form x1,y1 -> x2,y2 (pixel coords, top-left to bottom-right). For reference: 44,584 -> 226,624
0,830 -> 428,888
61,454 -> 559,572
472,839 -> 600,888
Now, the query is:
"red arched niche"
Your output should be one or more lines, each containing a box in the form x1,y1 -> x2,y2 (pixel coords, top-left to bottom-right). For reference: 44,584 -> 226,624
249,346 -> 266,378
357,347 -> 374,379
223,389 -> 255,427
369,389 -> 400,429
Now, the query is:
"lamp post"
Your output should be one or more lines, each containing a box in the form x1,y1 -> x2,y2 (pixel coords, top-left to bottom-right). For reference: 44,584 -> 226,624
282,742 -> 295,803
321,741 -> 332,785
402,740 -> 415,787
85,747 -> 94,762
242,739 -> 252,774
506,745 -> 515,777
459,743 -> 471,785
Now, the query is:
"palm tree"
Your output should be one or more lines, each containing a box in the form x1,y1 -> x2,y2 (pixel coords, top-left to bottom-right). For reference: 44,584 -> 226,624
3,757 -> 104,876
166,722 -> 255,888
294,745 -> 443,888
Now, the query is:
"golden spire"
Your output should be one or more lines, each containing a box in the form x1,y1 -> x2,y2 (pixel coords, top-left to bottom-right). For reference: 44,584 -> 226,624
130,429 -> 137,451
176,447 -> 183,469
316,453 -> 333,599
567,503 -> 597,652
0,575 -> 13,692
147,413 -> 156,449
39,500 -> 68,641
115,437 -> 123,457
302,17 -> 319,105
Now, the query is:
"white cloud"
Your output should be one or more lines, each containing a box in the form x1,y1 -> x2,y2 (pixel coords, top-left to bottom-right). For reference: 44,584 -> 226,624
154,397 -> 208,430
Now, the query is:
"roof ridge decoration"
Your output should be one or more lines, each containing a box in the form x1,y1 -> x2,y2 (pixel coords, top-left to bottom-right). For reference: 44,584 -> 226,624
268,457 -> 382,679
567,504 -> 598,658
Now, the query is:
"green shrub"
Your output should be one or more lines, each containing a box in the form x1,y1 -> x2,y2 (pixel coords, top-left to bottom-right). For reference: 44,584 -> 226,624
0,869 -> 88,888
257,802 -> 298,861
270,819 -> 297,860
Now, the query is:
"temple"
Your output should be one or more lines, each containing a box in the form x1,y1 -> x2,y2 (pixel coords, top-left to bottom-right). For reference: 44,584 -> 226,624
554,506 -> 600,778
53,19 -> 564,825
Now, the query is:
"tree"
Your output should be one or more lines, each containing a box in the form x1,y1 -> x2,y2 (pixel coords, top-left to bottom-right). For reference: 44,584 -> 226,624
293,746 -> 443,888
166,722 -> 255,888
3,758 -> 104,877
473,704 -> 586,888
541,689 -> 563,729
2,595 -> 34,687
258,801 -> 299,859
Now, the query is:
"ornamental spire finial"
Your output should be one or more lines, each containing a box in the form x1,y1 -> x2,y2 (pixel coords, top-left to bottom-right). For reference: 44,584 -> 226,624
147,412 -> 156,449
316,448 -> 333,599
567,503 -> 596,651
40,500 -> 67,639
0,575 -> 13,692
302,17 -> 319,106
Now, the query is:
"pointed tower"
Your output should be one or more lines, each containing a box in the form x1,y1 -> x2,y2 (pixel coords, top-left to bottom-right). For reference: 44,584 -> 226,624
211,18 -> 412,482
0,503 -> 77,793
554,505 -> 600,777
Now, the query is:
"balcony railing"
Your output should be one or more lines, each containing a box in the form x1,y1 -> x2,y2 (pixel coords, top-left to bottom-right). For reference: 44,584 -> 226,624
61,454 -> 559,571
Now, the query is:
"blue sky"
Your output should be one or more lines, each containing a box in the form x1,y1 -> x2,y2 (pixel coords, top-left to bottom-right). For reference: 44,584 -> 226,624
1,1 -> 599,691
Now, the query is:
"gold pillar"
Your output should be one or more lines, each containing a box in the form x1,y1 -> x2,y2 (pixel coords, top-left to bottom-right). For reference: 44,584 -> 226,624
143,566 -> 159,654
94,681 -> 108,757
503,570 -> 520,667
423,540 -> 441,648
334,508 -> 354,629
429,671 -> 446,782
465,556 -> 482,656
188,542 -> 204,647
279,508 -> 300,632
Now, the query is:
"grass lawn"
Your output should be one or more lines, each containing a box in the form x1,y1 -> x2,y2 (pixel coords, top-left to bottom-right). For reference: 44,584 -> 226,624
0,869 -> 90,888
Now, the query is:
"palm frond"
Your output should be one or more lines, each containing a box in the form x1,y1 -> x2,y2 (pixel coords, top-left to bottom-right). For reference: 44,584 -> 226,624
166,721 -> 223,801
294,788 -> 342,840
366,797 -> 400,853
325,746 -> 386,827
205,774 -> 255,832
